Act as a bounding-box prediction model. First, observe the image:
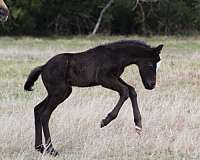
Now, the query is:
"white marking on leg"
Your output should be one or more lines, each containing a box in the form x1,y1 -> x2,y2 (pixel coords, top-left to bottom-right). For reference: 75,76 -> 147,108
135,126 -> 142,131
135,126 -> 142,135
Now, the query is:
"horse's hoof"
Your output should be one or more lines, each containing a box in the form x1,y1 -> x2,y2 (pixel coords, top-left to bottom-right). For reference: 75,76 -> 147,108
46,147 -> 59,157
50,150 -> 59,157
35,145 -> 45,154
101,118 -> 109,128
100,120 -> 105,128
135,126 -> 142,135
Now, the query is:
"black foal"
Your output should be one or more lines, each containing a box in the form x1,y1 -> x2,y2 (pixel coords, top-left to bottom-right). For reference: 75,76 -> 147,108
24,40 -> 163,156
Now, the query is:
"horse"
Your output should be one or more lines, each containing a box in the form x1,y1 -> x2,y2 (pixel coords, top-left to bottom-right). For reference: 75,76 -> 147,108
0,0 -> 9,22
24,40 -> 163,156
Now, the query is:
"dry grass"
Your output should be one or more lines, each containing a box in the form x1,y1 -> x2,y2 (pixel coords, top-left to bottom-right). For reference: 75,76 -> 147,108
0,36 -> 200,160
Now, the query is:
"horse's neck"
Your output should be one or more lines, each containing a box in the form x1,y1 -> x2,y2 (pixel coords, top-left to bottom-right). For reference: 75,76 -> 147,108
118,47 -> 152,67
118,50 -> 140,67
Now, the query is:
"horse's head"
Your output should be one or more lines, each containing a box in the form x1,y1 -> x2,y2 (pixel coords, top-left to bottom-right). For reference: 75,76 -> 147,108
0,0 -> 8,22
137,44 -> 163,90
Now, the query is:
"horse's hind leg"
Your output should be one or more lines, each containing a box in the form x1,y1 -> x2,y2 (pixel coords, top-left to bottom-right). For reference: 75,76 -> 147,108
34,99 -> 47,153
41,84 -> 72,156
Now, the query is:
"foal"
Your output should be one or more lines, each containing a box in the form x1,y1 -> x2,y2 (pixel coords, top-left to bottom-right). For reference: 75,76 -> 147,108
24,40 -> 163,156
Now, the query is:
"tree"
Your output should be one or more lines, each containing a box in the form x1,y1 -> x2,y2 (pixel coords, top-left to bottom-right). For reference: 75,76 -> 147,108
91,0 -> 114,35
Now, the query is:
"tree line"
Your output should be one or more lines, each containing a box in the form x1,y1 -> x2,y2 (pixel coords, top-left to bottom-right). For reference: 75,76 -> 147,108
0,0 -> 200,36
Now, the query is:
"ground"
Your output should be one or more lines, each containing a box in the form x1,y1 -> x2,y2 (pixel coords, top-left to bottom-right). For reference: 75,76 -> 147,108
0,36 -> 200,160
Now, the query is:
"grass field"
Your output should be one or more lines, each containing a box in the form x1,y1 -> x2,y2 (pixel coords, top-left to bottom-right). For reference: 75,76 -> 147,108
0,36 -> 200,160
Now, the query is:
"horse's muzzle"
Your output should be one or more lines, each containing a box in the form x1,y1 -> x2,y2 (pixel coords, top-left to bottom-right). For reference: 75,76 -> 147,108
144,81 -> 156,90
0,8 -> 8,22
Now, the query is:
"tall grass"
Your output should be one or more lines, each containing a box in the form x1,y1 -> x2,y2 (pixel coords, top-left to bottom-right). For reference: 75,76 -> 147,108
0,36 -> 200,160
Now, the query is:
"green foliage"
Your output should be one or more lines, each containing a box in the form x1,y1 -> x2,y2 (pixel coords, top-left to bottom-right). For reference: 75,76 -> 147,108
193,0 -> 200,29
110,0 -> 135,34
0,0 -> 200,35
156,0 -> 193,34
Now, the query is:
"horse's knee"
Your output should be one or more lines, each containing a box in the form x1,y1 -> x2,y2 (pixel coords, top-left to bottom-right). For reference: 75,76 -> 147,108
120,87 -> 129,100
129,86 -> 137,97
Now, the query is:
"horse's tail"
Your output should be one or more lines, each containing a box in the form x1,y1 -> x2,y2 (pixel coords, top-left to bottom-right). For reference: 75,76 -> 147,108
24,65 -> 44,91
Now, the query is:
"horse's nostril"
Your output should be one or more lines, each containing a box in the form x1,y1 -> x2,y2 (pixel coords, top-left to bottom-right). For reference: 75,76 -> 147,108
149,81 -> 155,87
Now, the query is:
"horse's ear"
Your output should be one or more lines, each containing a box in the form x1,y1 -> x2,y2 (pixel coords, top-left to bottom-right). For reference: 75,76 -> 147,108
153,44 -> 164,54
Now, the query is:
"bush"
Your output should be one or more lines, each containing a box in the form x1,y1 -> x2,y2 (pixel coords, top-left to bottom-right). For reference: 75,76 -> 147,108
0,0 -> 199,35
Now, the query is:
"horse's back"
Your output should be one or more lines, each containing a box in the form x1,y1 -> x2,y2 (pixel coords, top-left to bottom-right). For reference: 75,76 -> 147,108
41,46 -> 120,88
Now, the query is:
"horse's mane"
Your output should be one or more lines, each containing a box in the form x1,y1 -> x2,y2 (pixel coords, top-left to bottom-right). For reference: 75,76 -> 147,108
102,40 -> 151,49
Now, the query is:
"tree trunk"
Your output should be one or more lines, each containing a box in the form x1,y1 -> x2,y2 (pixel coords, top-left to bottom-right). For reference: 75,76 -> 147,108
91,0 -> 114,36
132,0 -> 139,11
138,2 -> 146,35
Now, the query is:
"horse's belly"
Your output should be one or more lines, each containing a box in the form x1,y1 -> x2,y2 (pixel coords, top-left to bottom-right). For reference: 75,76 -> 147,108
69,76 -> 98,87
71,81 -> 98,87
68,68 -> 98,87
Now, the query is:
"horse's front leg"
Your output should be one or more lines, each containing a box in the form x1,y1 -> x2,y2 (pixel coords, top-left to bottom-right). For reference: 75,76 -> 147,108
128,86 -> 142,134
100,75 -> 129,128
119,78 -> 142,134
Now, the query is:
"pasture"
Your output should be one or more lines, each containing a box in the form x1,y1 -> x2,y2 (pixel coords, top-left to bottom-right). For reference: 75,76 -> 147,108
0,36 -> 200,160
